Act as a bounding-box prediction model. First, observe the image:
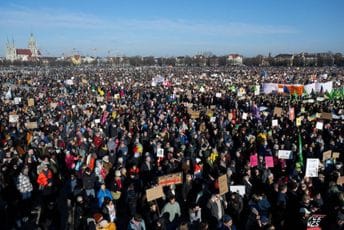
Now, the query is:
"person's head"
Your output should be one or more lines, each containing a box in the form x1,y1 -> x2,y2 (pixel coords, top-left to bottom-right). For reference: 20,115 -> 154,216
100,183 -> 106,190
133,213 -> 142,223
169,195 -> 176,204
223,215 -> 232,227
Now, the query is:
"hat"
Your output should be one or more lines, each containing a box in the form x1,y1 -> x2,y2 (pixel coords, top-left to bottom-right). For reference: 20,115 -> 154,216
102,155 -> 109,163
223,215 -> 232,223
299,208 -> 311,215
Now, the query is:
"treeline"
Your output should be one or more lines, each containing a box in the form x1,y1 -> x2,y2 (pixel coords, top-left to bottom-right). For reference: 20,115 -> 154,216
1,52 -> 344,67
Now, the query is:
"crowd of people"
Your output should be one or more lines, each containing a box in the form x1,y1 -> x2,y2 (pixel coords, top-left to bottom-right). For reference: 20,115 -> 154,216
0,65 -> 343,230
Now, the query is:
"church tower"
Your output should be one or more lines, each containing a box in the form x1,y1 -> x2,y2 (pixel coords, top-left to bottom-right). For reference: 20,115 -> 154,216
5,39 -> 16,61
28,33 -> 39,57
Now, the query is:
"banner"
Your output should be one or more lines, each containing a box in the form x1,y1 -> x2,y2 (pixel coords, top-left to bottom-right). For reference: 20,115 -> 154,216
322,150 -> 332,161
230,185 -> 245,196
250,154 -> 258,167
265,156 -> 274,168
158,172 -> 182,186
278,150 -> 292,159
307,214 -> 326,230
146,186 -> 164,202
305,158 -> 319,177
28,98 -> 35,107
218,174 -> 229,195
157,148 -> 164,158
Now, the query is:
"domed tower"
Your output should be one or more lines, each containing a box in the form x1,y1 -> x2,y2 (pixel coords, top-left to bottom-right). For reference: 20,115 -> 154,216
28,33 -> 39,57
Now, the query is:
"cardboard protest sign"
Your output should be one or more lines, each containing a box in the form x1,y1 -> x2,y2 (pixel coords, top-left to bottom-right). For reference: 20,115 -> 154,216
272,119 -> 278,127
265,156 -> 274,168
9,114 -> 19,123
273,107 -> 282,117
320,112 -> 332,120
307,214 -> 326,230
278,150 -> 292,159
332,152 -> 340,159
242,112 -> 248,120
28,98 -> 34,107
218,174 -> 229,195
97,96 -> 104,102
250,154 -> 258,167
158,172 -> 182,186
157,148 -> 164,158
50,102 -> 58,109
337,176 -> 344,185
190,111 -> 200,119
316,122 -> 323,130
230,185 -> 245,196
215,93 -> 222,98
25,122 -> 38,129
305,158 -> 319,177
322,150 -> 332,161
146,186 -> 164,202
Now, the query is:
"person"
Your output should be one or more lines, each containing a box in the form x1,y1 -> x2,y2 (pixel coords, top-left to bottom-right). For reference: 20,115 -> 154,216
161,195 -> 181,229
220,215 -> 236,230
101,197 -> 117,223
16,166 -> 33,200
206,194 -> 226,228
97,183 -> 113,208
82,167 -> 97,198
128,213 -> 146,230
74,195 -> 88,230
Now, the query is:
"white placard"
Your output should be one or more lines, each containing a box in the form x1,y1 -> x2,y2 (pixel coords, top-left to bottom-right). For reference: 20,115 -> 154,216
65,79 -> 74,85
9,114 -> 19,123
278,150 -> 292,159
305,158 -> 319,177
242,113 -> 248,120
230,185 -> 246,196
157,148 -> 164,158
316,122 -> 323,130
14,97 -> 22,105
94,119 -> 100,124
210,117 -> 216,123
215,93 -> 222,98
272,119 -> 278,127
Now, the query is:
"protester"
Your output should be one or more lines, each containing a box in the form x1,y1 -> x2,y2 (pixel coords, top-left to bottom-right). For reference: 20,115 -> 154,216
0,65 -> 343,229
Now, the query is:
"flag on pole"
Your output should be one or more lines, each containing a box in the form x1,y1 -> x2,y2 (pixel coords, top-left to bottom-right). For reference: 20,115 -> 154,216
298,132 -> 304,167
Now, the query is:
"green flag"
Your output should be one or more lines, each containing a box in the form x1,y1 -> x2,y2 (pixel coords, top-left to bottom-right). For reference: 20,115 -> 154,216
298,132 -> 304,167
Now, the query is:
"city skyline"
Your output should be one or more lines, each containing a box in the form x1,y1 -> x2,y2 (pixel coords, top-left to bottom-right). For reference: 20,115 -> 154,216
1,0 -> 344,57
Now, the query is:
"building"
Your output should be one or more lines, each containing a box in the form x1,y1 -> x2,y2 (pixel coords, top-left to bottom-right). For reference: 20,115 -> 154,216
5,33 -> 41,61
227,54 -> 243,65
274,54 -> 294,66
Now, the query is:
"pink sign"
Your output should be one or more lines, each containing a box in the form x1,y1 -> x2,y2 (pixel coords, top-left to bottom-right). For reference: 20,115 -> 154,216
250,154 -> 258,167
265,156 -> 274,168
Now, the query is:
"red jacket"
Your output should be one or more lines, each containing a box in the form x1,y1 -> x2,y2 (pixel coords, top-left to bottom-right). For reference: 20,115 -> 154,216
37,169 -> 53,187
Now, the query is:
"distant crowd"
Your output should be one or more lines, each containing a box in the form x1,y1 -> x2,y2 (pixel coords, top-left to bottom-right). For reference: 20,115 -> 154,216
0,65 -> 343,230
